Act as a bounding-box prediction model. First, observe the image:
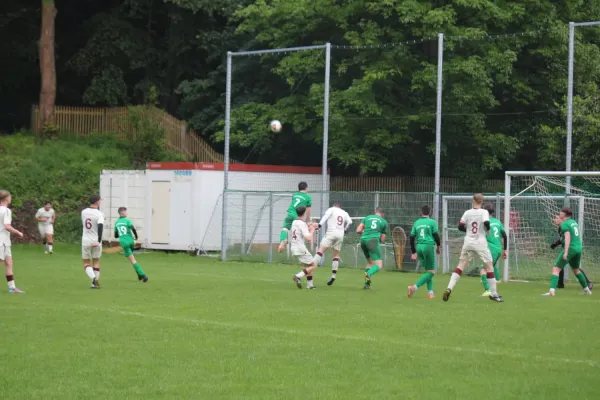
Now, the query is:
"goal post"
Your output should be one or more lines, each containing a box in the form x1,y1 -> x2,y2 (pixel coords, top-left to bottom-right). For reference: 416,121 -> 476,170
504,171 -> 600,282
443,194 -> 584,281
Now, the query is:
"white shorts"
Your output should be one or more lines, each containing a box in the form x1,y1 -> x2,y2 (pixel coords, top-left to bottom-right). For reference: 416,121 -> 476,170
292,247 -> 314,265
459,246 -> 492,264
39,224 -> 54,237
319,233 -> 344,251
82,245 -> 102,260
0,244 -> 12,261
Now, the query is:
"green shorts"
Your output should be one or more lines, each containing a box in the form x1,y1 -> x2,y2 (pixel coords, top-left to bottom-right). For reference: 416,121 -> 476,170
555,250 -> 582,269
360,238 -> 382,261
281,212 -> 297,230
120,238 -> 135,257
490,247 -> 502,266
416,244 -> 435,270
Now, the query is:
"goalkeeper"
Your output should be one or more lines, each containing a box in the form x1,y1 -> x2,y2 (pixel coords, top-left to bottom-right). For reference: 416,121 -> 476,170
551,215 -> 592,289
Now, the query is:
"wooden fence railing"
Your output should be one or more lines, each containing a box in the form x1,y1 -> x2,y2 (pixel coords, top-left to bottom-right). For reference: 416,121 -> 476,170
31,105 -> 231,163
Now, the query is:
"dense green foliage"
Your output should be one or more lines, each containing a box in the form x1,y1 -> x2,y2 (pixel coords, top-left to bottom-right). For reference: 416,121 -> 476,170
0,130 -> 180,242
2,0 -> 600,180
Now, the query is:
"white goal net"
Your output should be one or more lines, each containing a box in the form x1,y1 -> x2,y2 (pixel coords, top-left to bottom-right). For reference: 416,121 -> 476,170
501,172 -> 600,282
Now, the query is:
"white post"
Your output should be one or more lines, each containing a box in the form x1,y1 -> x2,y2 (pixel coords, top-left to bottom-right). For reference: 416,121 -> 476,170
578,196 -> 585,269
566,22 -> 575,195
221,51 -> 232,261
433,33 -> 444,225
321,43 -> 331,222
503,174 -> 511,282
442,196 -> 449,273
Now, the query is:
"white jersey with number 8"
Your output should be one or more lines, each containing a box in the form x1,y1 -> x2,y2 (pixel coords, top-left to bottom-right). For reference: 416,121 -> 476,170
460,208 -> 490,248
81,208 -> 104,246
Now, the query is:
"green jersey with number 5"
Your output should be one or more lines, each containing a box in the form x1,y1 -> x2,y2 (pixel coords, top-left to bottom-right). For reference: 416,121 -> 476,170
486,217 -> 505,251
114,217 -> 135,241
560,218 -> 582,252
360,215 -> 388,240
287,192 -> 312,215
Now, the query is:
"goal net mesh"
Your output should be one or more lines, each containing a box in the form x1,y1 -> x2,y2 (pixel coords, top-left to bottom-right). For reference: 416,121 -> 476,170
506,175 -> 600,282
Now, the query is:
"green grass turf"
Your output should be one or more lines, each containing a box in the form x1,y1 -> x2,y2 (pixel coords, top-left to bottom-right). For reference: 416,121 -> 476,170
2,244 -> 599,400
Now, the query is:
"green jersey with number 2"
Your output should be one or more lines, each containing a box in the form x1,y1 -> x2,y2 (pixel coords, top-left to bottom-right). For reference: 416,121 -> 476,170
560,218 -> 582,253
287,192 -> 312,215
360,215 -> 388,240
487,217 -> 505,251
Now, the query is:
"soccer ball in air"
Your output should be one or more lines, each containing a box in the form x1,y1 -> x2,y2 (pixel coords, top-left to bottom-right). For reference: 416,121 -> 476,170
270,120 -> 282,133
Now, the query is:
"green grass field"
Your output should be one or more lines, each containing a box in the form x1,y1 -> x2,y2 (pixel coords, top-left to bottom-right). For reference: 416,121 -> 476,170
2,245 -> 599,399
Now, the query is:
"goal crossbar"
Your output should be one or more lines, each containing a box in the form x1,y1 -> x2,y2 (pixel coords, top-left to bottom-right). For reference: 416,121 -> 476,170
506,171 -> 600,177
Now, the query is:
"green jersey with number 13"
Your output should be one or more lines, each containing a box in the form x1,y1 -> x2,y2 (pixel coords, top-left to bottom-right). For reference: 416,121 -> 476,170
287,192 -> 312,214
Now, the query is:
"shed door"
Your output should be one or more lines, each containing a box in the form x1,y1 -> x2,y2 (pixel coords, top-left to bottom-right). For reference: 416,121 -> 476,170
151,181 -> 171,244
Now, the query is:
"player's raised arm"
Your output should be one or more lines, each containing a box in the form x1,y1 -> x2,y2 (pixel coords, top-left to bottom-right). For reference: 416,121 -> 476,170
318,208 -> 332,229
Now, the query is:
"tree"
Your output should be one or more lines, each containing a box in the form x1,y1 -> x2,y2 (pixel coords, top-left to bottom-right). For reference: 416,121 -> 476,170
38,0 -> 57,133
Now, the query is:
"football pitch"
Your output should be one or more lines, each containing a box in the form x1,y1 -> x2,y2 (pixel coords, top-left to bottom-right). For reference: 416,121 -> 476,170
2,245 -> 599,400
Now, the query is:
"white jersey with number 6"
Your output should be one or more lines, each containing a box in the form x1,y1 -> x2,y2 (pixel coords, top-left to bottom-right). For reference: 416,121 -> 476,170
81,208 -> 104,246
319,207 -> 352,236
460,208 -> 490,248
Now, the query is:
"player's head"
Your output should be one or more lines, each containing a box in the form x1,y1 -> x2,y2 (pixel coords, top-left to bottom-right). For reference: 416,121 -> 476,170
483,203 -> 495,216
553,214 -> 562,225
298,181 -> 308,192
472,193 -> 484,207
333,202 -> 341,208
375,207 -> 384,216
560,207 -> 573,220
0,190 -> 11,205
88,194 -> 101,208
44,201 -> 52,210
118,207 -> 128,217
420,205 -> 431,217
296,206 -> 307,218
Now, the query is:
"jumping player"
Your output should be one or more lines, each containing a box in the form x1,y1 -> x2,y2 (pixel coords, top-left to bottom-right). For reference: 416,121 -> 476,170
114,207 -> 148,282
278,182 -> 312,253
479,203 -> 507,296
291,206 -> 318,289
543,207 -> 591,296
313,202 -> 353,286
35,201 -> 56,254
81,195 -> 104,289
0,190 -> 25,293
407,205 -> 440,299
443,193 -> 503,302
357,207 -> 388,290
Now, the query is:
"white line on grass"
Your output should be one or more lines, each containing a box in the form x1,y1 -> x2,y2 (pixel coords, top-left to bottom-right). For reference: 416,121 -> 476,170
80,305 -> 597,368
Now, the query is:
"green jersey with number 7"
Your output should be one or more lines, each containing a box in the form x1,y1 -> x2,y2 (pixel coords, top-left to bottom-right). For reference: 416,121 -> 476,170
287,192 -> 312,215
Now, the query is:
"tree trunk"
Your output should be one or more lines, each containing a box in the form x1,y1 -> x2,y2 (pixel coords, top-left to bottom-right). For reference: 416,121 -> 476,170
38,0 -> 57,133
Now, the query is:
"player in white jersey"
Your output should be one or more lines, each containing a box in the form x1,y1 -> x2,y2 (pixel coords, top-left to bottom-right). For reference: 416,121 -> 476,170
443,193 -> 503,303
0,190 -> 25,293
81,194 -> 104,289
291,206 -> 319,289
35,201 -> 56,254
313,203 -> 353,286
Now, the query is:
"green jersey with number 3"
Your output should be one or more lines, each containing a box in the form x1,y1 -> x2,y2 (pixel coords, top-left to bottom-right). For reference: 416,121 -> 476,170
560,218 -> 582,252
410,217 -> 438,246
487,217 -> 505,251
287,192 -> 312,214
360,215 -> 388,240
114,217 -> 135,241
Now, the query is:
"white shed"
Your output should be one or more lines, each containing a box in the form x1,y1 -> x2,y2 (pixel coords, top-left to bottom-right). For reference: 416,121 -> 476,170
100,162 -> 329,252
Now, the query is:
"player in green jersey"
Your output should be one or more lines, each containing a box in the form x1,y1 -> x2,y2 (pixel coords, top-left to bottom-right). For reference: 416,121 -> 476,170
114,207 -> 148,282
479,203 -> 507,296
543,207 -> 591,296
356,207 -> 388,289
277,182 -> 312,253
551,214 -> 593,290
407,205 -> 440,299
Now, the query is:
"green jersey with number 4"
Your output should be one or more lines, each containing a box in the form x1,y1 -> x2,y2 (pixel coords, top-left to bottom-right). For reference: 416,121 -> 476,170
410,217 -> 438,246
487,217 -> 505,251
361,215 -> 388,240
114,217 -> 135,241
560,218 -> 582,252
287,192 -> 312,215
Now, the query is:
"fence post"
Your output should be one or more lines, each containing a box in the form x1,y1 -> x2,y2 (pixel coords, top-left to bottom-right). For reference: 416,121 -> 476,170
268,192 -> 273,263
241,194 -> 247,255
180,120 -> 186,156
